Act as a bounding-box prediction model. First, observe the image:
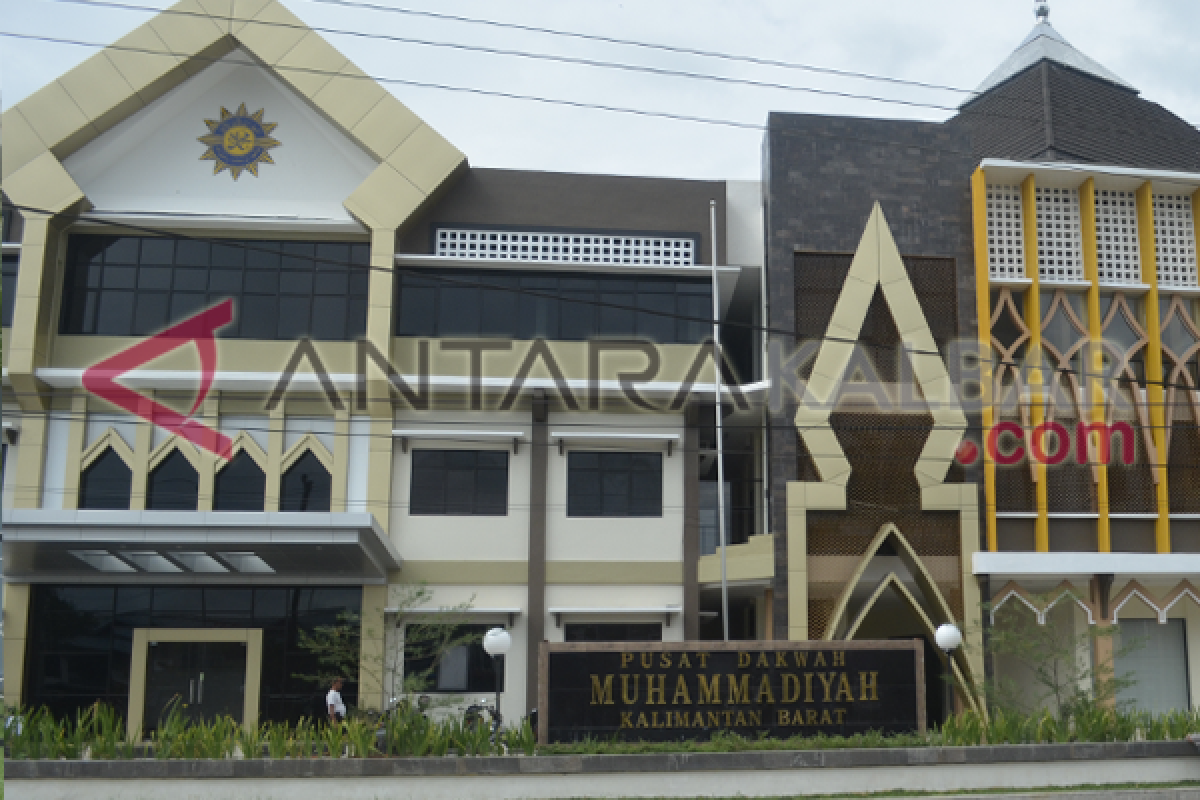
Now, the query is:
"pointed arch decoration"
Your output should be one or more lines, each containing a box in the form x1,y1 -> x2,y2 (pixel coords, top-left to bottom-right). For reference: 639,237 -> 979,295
989,580 -> 1096,626
1160,295 -> 1200,450
990,288 -> 1039,484
822,522 -> 983,710
81,428 -> 136,471
224,430 -> 269,468
842,570 -> 981,716
149,434 -> 203,473
794,203 -> 968,505
1110,579 -> 1200,624
1098,294 -> 1161,484
281,433 -> 334,474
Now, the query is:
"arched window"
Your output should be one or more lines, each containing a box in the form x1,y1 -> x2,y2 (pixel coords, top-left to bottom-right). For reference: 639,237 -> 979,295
79,448 -> 132,509
280,451 -> 331,512
214,450 -> 266,511
146,449 -> 199,510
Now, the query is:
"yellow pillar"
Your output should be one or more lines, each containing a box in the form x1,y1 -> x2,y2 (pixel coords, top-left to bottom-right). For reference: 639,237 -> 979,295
3,584 -> 31,708
1135,183 -> 1171,553
971,168 -> 999,551
1020,175 -> 1050,551
1080,179 -> 1112,551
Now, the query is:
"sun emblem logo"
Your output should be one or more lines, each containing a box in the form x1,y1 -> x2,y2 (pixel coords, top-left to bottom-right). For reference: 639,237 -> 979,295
197,103 -> 280,180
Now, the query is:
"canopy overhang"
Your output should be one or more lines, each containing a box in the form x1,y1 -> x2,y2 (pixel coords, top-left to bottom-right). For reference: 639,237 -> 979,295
1,510 -> 401,585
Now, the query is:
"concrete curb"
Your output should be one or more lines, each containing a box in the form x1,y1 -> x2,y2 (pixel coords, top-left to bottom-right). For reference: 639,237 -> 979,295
6,740 -> 1194,779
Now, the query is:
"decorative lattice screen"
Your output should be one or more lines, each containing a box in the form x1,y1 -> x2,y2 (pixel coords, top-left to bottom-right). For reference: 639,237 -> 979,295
436,229 -> 695,266
987,185 -> 1025,281
1035,187 -> 1085,282
1153,194 -> 1198,289
1094,189 -> 1142,284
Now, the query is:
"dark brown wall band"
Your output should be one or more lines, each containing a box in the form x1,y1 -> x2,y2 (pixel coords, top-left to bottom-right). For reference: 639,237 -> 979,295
525,391 -> 549,713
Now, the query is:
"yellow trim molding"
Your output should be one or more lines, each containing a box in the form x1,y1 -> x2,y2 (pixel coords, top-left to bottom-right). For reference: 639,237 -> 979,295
971,168 -> 999,551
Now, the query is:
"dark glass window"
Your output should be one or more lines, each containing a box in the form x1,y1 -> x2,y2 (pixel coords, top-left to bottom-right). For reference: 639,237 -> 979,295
567,451 -> 663,517
79,448 -> 132,510
402,624 -> 495,693
395,270 -> 711,343
60,236 -> 369,339
214,451 -> 266,511
410,450 -> 508,515
25,584 -> 361,724
564,623 -> 662,642
2,254 -> 18,327
146,450 -> 199,511
279,451 -> 331,512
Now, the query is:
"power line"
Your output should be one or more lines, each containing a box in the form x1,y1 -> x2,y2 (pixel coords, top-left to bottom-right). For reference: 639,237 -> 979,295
0,31 -> 765,131
59,0 -> 987,97
50,0 -> 1002,117
0,26 -> 1076,135
7,23 -> 1194,171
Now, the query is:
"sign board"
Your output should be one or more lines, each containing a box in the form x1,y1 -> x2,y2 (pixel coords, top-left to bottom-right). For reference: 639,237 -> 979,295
539,640 -> 925,744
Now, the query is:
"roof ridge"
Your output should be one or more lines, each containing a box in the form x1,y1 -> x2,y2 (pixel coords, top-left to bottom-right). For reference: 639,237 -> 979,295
966,19 -> 1135,104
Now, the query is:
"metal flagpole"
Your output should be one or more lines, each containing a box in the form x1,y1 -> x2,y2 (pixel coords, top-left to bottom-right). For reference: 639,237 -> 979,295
709,200 -> 730,642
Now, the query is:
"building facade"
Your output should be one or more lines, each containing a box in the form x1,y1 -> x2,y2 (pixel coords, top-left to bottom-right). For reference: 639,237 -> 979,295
0,0 -> 765,727
3,0 -> 1198,732
755,8 -> 1200,716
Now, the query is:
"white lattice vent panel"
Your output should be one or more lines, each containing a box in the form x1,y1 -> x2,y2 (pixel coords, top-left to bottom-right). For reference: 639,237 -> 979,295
1153,194 -> 1197,289
1035,187 -> 1084,282
1094,189 -> 1142,284
436,229 -> 695,266
986,185 -> 1025,280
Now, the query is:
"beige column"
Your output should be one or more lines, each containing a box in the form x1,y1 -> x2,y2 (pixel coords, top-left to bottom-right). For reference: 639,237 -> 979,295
61,394 -> 89,510
7,213 -> 60,414
358,585 -> 388,711
359,227 -> 398,711
12,414 -> 48,509
3,584 -> 32,708
196,391 -> 220,511
363,226 -> 397,532
264,407 -> 285,511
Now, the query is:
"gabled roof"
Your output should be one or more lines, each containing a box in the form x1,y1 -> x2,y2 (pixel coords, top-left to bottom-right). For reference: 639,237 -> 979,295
1,0 -> 465,230
970,18 -> 1134,98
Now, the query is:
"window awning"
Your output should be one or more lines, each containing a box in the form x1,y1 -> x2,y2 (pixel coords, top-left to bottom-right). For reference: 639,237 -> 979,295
389,606 -> 522,626
1,510 -> 401,585
392,429 -> 525,454
551,431 -> 680,456
547,606 -> 682,628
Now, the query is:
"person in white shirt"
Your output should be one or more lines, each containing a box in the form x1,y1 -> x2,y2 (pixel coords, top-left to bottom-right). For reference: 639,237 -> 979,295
326,677 -> 346,724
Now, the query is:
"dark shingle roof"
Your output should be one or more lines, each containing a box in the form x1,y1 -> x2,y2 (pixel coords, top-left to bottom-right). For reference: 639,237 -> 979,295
949,60 -> 1200,172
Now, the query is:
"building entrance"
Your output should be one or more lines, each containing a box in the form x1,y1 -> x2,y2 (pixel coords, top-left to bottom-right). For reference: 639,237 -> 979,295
143,641 -> 248,730
127,628 -> 264,738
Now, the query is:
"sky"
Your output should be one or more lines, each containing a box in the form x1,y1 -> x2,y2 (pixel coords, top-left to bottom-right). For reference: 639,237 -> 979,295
3,0 -> 1198,181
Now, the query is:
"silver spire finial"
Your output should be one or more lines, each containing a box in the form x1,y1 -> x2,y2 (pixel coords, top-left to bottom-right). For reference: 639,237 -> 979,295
1035,1 -> 1050,23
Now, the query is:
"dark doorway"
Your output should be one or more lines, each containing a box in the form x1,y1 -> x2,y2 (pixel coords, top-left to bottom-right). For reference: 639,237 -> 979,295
143,640 -> 247,732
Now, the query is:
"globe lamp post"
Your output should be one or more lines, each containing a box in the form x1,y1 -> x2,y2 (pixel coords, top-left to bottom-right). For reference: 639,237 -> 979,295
482,627 -> 512,730
934,623 -> 963,722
